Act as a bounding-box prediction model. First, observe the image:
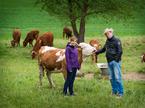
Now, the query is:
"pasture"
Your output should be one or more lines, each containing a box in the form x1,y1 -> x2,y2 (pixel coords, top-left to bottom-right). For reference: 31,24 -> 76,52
0,0 -> 145,108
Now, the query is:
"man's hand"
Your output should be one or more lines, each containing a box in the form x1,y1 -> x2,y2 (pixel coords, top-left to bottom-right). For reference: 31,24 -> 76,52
69,69 -> 73,72
93,50 -> 97,54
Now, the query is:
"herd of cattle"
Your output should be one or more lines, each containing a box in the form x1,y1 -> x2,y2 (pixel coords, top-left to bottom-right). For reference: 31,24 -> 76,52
10,27 -> 102,87
10,27 -> 145,87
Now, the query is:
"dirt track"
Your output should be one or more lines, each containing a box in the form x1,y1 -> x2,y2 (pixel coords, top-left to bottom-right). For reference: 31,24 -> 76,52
84,72 -> 145,81
123,72 -> 145,81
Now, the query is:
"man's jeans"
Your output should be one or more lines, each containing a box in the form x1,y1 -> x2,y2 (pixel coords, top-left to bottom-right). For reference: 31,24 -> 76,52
108,60 -> 124,96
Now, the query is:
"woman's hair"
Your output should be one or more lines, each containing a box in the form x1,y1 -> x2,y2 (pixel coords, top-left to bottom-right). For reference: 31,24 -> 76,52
69,36 -> 77,42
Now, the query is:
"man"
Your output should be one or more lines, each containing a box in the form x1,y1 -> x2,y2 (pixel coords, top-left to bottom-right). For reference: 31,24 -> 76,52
96,28 -> 124,97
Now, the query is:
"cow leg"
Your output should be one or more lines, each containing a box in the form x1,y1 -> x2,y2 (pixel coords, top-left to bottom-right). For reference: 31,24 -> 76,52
29,41 -> 33,47
92,53 -> 97,63
14,42 -> 16,47
91,54 -> 94,63
18,42 -> 20,46
95,54 -> 98,63
62,71 -> 67,80
46,71 -> 55,88
39,65 -> 44,86
14,42 -> 17,47
17,42 -> 20,47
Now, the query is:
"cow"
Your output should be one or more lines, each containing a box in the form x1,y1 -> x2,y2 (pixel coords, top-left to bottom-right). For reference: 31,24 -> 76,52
63,27 -> 72,39
39,43 -> 96,61
31,32 -> 54,59
23,30 -> 39,47
141,54 -> 145,63
11,29 -> 21,47
37,43 -> 95,87
89,39 -> 101,63
38,46 -> 82,87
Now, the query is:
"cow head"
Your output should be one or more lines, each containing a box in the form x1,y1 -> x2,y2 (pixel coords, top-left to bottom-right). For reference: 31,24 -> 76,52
11,40 -> 15,47
34,31 -> 39,40
79,42 -> 96,57
31,51 -> 37,59
23,41 -> 27,47
89,39 -> 102,50
93,44 -> 102,50
31,39 -> 42,59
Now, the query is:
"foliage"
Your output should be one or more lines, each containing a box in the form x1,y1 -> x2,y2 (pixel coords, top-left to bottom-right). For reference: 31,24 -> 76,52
36,0 -> 145,19
36,0 -> 145,42
0,0 -> 145,38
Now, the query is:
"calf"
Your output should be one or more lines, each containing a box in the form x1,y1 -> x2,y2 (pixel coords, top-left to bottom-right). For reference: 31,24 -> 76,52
63,27 -> 72,39
38,46 -> 83,87
23,30 -> 39,47
11,29 -> 21,47
89,39 -> 101,63
31,32 -> 54,59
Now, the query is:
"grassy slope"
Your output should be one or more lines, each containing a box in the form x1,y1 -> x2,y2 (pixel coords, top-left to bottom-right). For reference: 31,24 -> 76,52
0,40 -> 145,108
0,0 -> 145,108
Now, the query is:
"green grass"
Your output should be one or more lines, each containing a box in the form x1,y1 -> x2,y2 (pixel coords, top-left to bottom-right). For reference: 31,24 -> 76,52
0,0 -> 145,108
0,37 -> 145,108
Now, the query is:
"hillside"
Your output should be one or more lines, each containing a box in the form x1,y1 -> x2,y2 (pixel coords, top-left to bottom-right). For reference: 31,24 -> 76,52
0,0 -> 145,39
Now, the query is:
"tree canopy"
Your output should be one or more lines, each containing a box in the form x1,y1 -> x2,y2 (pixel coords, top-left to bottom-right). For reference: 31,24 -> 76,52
36,0 -> 145,42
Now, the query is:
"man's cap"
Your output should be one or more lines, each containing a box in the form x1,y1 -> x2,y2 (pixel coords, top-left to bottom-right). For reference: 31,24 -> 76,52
104,28 -> 113,34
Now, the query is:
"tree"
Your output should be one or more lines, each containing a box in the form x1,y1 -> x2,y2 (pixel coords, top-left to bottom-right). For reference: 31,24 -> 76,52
36,0 -> 145,43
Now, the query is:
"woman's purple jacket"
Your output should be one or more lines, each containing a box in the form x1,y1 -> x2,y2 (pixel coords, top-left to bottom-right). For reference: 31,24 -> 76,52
65,43 -> 80,72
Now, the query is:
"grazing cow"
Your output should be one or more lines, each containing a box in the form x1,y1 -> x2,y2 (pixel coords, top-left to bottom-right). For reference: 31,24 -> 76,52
63,27 -> 72,39
31,32 -> 54,59
89,39 -> 101,63
23,30 -> 39,47
38,46 -> 83,87
11,29 -> 21,47
141,54 -> 145,63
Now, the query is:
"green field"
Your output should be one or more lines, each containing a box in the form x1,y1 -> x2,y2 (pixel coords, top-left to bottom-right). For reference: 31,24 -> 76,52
0,0 -> 145,108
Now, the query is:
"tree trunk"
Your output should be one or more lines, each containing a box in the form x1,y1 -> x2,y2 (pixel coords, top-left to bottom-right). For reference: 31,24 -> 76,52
78,17 -> 85,43
71,19 -> 79,38
68,0 -> 88,43
68,0 -> 79,40
78,0 -> 88,43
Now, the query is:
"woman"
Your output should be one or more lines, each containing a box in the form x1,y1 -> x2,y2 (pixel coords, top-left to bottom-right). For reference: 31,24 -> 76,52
63,36 -> 80,96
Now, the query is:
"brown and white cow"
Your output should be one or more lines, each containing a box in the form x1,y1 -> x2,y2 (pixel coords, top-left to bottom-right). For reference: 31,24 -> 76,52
63,27 -> 72,39
89,39 -> 101,63
38,46 -> 83,87
37,43 -> 96,87
11,29 -> 21,47
31,32 -> 54,59
141,53 -> 145,63
23,30 -> 39,47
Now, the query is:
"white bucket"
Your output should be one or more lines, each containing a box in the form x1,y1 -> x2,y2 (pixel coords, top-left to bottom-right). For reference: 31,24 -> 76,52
96,63 -> 109,76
